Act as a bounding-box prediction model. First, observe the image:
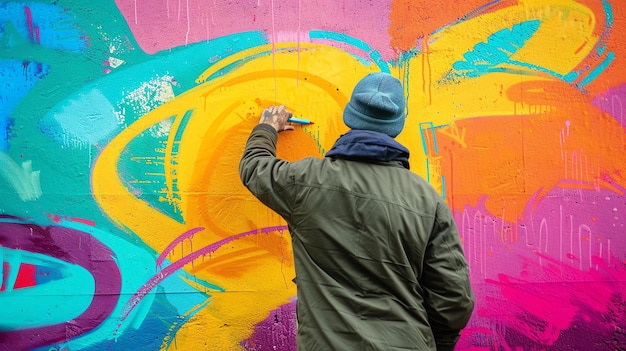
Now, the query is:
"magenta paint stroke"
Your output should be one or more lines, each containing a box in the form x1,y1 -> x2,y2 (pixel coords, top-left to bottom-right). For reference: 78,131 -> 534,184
592,83 -> 626,128
0,216 -> 122,351
113,0 -> 394,59
155,227 -> 205,269
455,180 -> 626,350
460,253 -> 626,351
117,225 -> 289,323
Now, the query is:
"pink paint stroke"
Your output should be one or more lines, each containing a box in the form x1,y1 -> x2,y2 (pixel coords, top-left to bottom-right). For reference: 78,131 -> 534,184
114,0 -> 394,59
156,227 -> 205,268
119,225 -> 289,322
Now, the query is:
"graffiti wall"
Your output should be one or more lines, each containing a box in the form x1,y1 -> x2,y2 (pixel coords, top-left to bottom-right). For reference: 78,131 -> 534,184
1,0 -> 625,350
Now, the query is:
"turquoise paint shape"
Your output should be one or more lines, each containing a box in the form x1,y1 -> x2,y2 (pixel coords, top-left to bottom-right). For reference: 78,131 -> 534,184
0,247 -> 95,330
48,219 -> 158,348
40,31 -> 268,146
578,51 -> 615,88
451,20 -> 540,78
309,30 -> 390,72
603,0 -> 614,27
159,271 -> 216,313
506,60 -> 571,81
39,88 -> 119,146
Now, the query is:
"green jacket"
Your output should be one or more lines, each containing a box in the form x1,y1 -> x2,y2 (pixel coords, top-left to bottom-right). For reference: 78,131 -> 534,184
239,124 -> 474,351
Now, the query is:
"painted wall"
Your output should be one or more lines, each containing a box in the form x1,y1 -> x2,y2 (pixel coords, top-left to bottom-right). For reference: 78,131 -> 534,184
1,0 -> 625,350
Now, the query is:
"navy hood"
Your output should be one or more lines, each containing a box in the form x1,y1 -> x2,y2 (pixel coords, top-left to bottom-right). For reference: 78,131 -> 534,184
325,130 -> 410,169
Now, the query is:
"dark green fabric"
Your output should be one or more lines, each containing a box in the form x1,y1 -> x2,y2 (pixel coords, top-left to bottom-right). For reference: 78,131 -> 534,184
239,124 -> 474,351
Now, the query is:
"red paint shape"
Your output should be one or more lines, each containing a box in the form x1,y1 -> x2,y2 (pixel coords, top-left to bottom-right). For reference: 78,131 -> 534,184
1,262 -> 37,291
14,263 -> 37,289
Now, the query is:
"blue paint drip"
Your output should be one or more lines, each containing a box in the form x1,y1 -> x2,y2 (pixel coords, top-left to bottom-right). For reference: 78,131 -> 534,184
309,30 -> 390,72
451,20 -> 540,78
0,60 -> 50,151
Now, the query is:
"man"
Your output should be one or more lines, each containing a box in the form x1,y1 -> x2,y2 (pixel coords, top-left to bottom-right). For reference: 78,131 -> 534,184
239,72 -> 474,351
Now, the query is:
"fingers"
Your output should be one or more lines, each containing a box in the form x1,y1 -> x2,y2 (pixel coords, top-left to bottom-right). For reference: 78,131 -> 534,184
259,105 -> 299,132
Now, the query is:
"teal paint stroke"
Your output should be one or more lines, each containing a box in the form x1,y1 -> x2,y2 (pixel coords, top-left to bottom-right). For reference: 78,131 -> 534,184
569,0 -> 614,88
39,31 -> 269,147
42,219 -> 158,348
505,60 -> 578,82
448,20 -> 541,80
0,247 -> 94,330
577,51 -> 615,88
162,299 -> 212,351
0,1 -> 87,150
419,122 -> 440,156
309,30 -> 390,72
603,0 -> 614,27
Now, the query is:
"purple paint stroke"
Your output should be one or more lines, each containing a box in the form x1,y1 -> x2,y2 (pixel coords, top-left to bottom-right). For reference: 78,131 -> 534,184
0,217 -> 122,351
118,225 -> 289,322
156,227 -> 205,269
591,83 -> 626,127
241,300 -> 297,351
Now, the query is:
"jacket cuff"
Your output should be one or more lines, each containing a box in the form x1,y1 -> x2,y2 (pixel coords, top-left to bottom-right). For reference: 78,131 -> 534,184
253,123 -> 278,136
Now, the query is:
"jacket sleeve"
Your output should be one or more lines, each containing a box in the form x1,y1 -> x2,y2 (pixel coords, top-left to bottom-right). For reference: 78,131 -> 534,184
421,201 -> 474,351
238,124 -> 295,220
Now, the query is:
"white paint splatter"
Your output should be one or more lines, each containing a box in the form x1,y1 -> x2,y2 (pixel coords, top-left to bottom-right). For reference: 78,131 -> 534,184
115,75 -> 176,127
108,57 -> 125,68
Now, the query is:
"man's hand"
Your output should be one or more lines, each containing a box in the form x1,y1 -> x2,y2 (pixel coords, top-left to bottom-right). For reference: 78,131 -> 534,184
259,105 -> 295,132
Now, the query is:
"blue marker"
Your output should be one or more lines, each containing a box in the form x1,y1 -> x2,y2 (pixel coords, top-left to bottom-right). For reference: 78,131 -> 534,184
288,117 -> 314,125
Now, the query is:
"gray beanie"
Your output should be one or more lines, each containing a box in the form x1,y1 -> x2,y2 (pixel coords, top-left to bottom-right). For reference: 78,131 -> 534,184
343,72 -> 406,137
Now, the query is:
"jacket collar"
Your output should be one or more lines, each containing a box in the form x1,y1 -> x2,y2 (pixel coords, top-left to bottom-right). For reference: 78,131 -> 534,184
325,130 -> 410,169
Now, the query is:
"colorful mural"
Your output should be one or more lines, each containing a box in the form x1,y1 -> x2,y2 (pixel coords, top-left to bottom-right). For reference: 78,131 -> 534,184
1,0 -> 625,350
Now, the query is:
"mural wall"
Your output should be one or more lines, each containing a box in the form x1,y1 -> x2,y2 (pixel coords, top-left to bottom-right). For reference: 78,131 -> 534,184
1,0 -> 625,350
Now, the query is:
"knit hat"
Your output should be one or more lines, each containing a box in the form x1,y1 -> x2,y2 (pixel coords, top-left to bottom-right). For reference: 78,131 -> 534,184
343,72 -> 406,137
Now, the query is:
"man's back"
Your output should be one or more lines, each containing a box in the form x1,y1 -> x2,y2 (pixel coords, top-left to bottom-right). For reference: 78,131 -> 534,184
239,124 -> 474,350
289,155 -> 443,350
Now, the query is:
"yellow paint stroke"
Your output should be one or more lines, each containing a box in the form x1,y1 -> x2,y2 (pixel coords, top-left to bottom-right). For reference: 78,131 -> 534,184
92,42 -> 391,350
93,2 -> 601,344
403,0 -> 598,121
